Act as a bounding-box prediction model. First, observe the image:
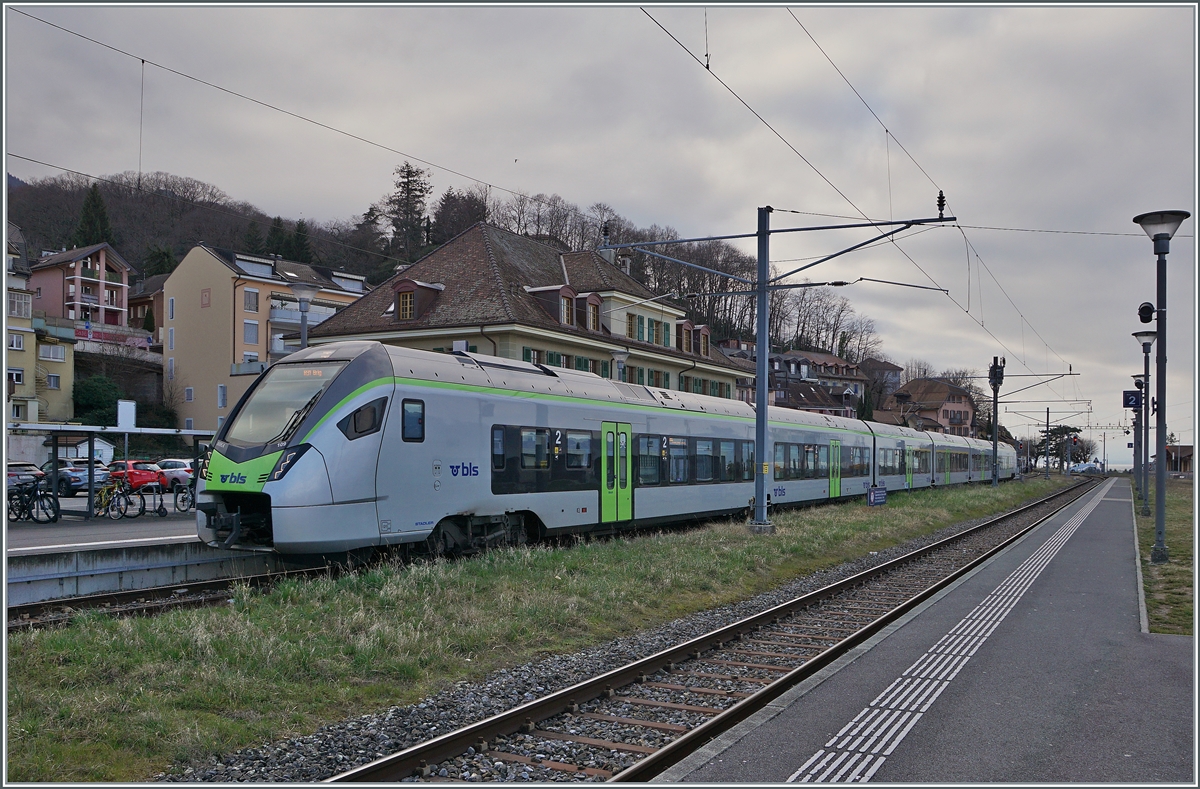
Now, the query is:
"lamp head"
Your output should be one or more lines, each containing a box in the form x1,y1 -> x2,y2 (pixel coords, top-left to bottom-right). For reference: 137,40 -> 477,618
1133,210 -> 1190,241
290,282 -> 321,306
1132,330 -> 1157,347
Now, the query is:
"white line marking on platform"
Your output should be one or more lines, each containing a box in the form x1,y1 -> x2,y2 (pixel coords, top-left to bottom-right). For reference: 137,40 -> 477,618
787,478 -> 1115,782
7,534 -> 199,554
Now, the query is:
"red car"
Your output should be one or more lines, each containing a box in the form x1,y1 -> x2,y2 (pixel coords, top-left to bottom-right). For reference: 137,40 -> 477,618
107,460 -> 167,490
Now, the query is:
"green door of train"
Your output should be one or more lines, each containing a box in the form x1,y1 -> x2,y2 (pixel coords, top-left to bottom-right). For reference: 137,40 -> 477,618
905,447 -> 914,489
601,422 -> 632,523
829,440 -> 842,497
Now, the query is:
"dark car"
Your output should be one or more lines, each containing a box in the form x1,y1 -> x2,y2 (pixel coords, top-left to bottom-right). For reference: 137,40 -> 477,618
40,458 -> 111,497
7,462 -> 45,487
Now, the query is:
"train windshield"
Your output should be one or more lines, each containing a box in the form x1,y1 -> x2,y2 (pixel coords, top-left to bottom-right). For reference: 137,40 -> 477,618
223,362 -> 347,447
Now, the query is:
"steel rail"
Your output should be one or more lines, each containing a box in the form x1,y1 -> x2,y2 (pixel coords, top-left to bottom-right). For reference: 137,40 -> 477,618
329,478 -> 1095,783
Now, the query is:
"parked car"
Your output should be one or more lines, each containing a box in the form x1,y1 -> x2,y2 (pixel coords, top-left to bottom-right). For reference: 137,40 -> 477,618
7,462 -> 45,487
155,459 -> 194,491
107,460 -> 166,490
1070,462 -> 1100,474
39,458 -> 111,497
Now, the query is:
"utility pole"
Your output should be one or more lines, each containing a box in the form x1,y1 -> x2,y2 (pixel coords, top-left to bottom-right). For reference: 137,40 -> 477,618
1045,408 -> 1051,479
988,356 -> 1005,486
751,207 -> 772,533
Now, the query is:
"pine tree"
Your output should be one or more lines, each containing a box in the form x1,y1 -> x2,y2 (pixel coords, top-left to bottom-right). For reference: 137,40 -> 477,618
242,221 -> 265,254
71,183 -> 116,248
142,306 -> 156,333
289,219 -> 314,263
385,162 -> 433,263
142,245 -> 176,276
264,217 -> 288,257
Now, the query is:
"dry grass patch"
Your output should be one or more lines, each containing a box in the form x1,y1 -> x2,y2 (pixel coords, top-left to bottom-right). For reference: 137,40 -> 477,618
1135,476 -> 1194,634
7,478 -> 1067,782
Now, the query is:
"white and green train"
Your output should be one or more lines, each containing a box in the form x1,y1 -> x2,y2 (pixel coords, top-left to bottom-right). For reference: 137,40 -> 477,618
197,341 -> 1017,555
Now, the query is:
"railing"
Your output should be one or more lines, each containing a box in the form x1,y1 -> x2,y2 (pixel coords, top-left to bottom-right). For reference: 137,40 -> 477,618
268,307 -> 333,326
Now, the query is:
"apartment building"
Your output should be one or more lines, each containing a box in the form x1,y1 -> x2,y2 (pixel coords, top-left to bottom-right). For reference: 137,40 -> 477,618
308,223 -> 743,396
164,245 -> 368,431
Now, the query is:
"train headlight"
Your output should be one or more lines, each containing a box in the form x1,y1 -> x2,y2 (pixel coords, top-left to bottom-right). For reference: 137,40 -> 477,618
267,444 -> 312,482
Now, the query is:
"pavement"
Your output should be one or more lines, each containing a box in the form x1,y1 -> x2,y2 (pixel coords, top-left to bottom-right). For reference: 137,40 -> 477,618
663,478 -> 1194,783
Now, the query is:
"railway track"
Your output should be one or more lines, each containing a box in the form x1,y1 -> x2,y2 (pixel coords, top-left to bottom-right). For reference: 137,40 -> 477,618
327,478 -> 1098,783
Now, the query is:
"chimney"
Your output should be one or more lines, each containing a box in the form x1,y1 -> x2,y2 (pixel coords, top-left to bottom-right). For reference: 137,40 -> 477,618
598,222 -> 616,265
618,252 -> 631,275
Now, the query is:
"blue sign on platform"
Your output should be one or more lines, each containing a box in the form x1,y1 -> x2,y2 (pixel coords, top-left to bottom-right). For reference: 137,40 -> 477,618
1122,390 -> 1142,409
867,486 -> 887,506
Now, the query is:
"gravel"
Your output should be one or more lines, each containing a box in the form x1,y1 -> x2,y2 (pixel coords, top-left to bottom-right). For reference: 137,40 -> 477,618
156,484 -> 1079,782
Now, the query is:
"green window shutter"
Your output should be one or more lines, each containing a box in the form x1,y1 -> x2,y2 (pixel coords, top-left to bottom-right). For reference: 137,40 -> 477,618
637,315 -> 644,341
575,356 -> 588,371
663,372 -> 670,389
663,324 -> 670,347
469,345 -> 477,353
522,347 -> 532,362
637,367 -> 645,385
601,360 -> 610,378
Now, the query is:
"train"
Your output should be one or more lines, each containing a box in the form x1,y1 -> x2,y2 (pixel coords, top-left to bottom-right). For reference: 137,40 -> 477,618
196,341 -> 1017,555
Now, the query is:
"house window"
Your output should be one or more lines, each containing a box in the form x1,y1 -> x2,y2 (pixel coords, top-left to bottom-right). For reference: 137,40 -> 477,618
589,303 -> 599,331
168,297 -> 175,320
184,387 -> 194,402
167,357 -> 174,380
7,368 -> 24,385
168,327 -> 175,351
217,416 -> 225,429
683,328 -> 692,353
8,291 -> 31,318
243,352 -> 259,363
217,384 -> 227,409
560,295 -> 573,325
244,288 -> 259,313
11,402 -> 24,420
244,320 -> 259,346
8,334 -> 23,351
68,283 -> 76,296
38,344 -> 66,362
701,334 -> 709,357
35,287 -> 42,299
46,374 -> 60,390
397,291 -> 414,320
626,313 -> 636,338
185,418 -> 194,430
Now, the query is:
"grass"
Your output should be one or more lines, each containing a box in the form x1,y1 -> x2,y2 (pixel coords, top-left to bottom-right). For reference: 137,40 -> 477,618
1133,476 -> 1194,635
6,477 -> 1069,782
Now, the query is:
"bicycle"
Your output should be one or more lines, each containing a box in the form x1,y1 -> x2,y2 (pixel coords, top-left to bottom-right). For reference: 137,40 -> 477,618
7,479 -> 59,523
94,479 -> 129,520
174,477 -> 196,513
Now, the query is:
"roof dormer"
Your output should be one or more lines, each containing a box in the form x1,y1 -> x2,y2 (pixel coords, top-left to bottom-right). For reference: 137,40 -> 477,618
391,278 -> 445,321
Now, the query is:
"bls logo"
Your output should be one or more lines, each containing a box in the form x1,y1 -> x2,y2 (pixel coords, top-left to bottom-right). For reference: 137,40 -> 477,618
449,463 -> 479,477
220,473 -> 247,484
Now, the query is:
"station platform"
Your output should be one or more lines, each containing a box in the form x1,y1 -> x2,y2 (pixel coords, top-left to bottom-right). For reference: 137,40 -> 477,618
663,478 -> 1194,783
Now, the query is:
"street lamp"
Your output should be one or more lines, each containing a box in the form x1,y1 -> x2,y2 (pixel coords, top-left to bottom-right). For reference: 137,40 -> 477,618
610,349 -> 629,383
290,282 -> 322,350
1132,333 -> 1155,516
1133,209 -> 1190,563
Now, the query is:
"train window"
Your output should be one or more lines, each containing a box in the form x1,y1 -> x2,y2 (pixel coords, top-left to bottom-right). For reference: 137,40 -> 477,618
637,435 -> 660,485
817,445 -> 829,476
492,427 -> 505,470
774,444 -> 786,481
788,444 -> 802,480
720,441 -> 735,481
401,400 -> 424,442
668,437 -> 689,483
521,429 -> 550,469
618,432 -> 628,489
565,432 -> 592,469
740,441 -> 755,480
606,431 -> 615,490
337,397 -> 387,441
695,439 -> 714,482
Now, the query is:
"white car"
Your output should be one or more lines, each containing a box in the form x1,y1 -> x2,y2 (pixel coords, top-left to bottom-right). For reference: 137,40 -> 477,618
155,459 -> 194,490
1070,462 -> 1100,474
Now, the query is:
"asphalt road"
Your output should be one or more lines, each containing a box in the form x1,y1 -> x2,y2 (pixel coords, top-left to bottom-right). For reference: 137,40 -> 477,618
666,478 -> 1193,783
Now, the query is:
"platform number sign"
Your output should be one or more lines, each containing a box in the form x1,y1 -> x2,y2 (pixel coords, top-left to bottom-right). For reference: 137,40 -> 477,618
1122,390 -> 1142,409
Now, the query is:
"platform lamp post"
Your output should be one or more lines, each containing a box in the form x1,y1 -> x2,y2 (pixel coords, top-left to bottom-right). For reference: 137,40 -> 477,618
1132,332 -> 1155,516
1130,375 -> 1144,508
610,349 -> 629,383
290,282 -> 322,350
1133,210 -> 1190,564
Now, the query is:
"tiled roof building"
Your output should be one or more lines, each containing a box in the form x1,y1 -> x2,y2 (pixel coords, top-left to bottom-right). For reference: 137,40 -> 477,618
309,223 -> 743,396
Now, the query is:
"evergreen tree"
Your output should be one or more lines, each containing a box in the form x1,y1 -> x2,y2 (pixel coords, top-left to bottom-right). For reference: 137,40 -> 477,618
242,220 -> 265,254
70,183 -> 116,248
73,375 -> 121,425
264,216 -> 288,257
385,162 -> 433,263
431,186 -> 488,244
141,244 -> 176,276
288,219 -> 314,263
142,306 -> 156,333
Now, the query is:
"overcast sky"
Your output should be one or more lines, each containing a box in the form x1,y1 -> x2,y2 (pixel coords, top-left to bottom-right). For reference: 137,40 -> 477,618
5,4 -> 1196,466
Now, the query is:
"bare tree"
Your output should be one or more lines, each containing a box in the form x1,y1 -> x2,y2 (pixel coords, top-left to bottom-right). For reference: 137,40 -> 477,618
902,358 -> 937,385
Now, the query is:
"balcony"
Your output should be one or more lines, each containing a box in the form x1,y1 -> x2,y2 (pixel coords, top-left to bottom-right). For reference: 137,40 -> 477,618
231,362 -> 269,376
268,307 -> 334,328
